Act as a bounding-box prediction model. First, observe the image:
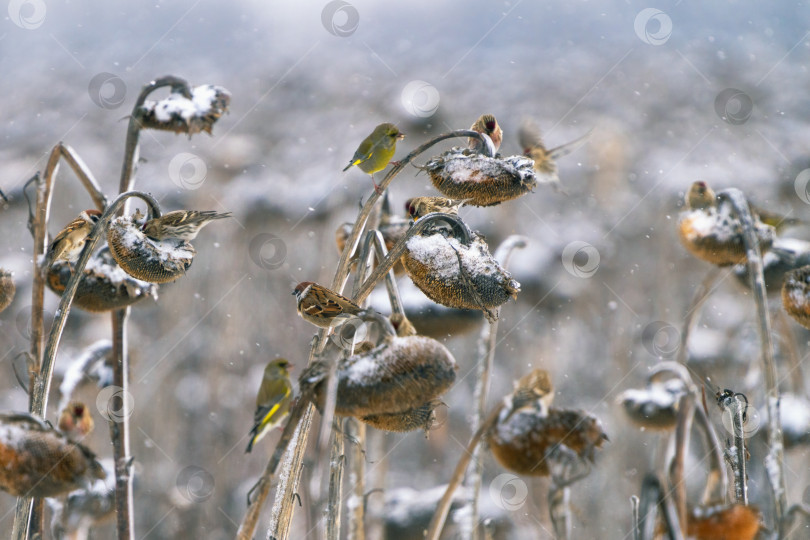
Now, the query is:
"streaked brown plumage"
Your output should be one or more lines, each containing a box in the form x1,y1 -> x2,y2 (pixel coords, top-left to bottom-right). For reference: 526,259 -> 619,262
293,281 -> 362,328
142,210 -> 231,241
0,269 -> 15,313
468,114 -> 502,153
405,196 -> 469,221
44,210 -> 102,268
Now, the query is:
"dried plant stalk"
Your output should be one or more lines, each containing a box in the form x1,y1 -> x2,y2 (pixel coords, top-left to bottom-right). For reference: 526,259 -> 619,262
719,188 -> 786,533
461,235 -> 527,540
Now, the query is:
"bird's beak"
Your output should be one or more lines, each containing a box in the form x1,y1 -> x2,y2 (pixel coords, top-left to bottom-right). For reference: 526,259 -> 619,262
397,133 -> 406,140
291,290 -> 296,296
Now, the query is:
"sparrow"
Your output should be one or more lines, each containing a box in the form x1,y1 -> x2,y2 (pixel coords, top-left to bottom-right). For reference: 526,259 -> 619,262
518,119 -> 590,188
58,402 -> 94,440
44,210 -> 102,268
468,114 -> 503,153
246,358 -> 293,453
405,197 -> 469,221
142,210 -> 231,241
343,123 -> 405,194
293,281 -> 362,328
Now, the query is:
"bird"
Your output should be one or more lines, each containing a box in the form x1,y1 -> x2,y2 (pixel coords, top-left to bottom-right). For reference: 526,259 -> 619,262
342,123 -> 405,194
245,359 -> 293,453
0,269 -> 15,313
293,281 -> 363,328
686,181 -> 802,233
405,197 -> 469,221
518,119 -> 591,189
57,402 -> 94,440
468,114 -> 503,153
678,180 -> 775,266
141,210 -> 231,241
685,180 -> 716,210
44,210 -> 102,268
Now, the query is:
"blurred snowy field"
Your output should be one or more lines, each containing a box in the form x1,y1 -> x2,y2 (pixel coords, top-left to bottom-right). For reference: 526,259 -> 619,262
2,1 -> 810,538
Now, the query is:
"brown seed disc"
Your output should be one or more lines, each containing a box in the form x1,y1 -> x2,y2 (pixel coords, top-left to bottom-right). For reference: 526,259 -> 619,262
107,216 -> 195,284
488,407 -> 607,477
426,150 -> 538,207
46,250 -> 157,312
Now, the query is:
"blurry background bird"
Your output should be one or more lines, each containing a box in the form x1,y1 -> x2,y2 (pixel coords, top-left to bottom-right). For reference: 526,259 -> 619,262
0,269 -> 15,313
44,209 -> 102,268
405,197 -> 469,221
293,281 -> 363,328
245,358 -> 293,453
468,114 -> 503,153
343,123 -> 405,194
142,210 -> 231,241
58,401 -> 95,441
685,180 -> 716,210
518,119 -> 590,189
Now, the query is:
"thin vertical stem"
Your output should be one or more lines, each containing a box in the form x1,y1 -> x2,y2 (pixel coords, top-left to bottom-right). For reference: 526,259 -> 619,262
346,418 -> 366,540
720,188 -> 785,532
325,420 -> 346,540
461,235 -> 527,540
111,308 -> 134,539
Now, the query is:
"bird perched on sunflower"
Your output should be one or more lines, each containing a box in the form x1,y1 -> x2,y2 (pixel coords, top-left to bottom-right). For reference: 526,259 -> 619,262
44,210 -> 102,269
343,123 -> 405,194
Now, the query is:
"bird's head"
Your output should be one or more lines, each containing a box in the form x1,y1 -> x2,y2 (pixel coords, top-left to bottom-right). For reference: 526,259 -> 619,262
292,281 -> 314,300
381,123 -> 405,140
687,181 -> 716,210
405,198 -> 419,220
266,358 -> 292,377
480,114 -> 498,134
80,209 -> 102,225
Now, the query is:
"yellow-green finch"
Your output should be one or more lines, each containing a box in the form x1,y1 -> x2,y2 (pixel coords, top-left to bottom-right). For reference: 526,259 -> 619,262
343,123 -> 405,194
468,114 -> 502,153
245,359 -> 293,453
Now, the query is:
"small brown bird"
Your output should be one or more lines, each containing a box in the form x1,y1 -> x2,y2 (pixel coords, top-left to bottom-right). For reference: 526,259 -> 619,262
58,402 -> 94,440
142,210 -> 231,241
293,281 -> 362,328
405,197 -> 469,221
678,180 -> 775,266
44,210 -> 102,268
246,359 -> 293,453
518,119 -> 590,188
468,114 -> 503,153
0,269 -> 15,313
343,123 -> 406,194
